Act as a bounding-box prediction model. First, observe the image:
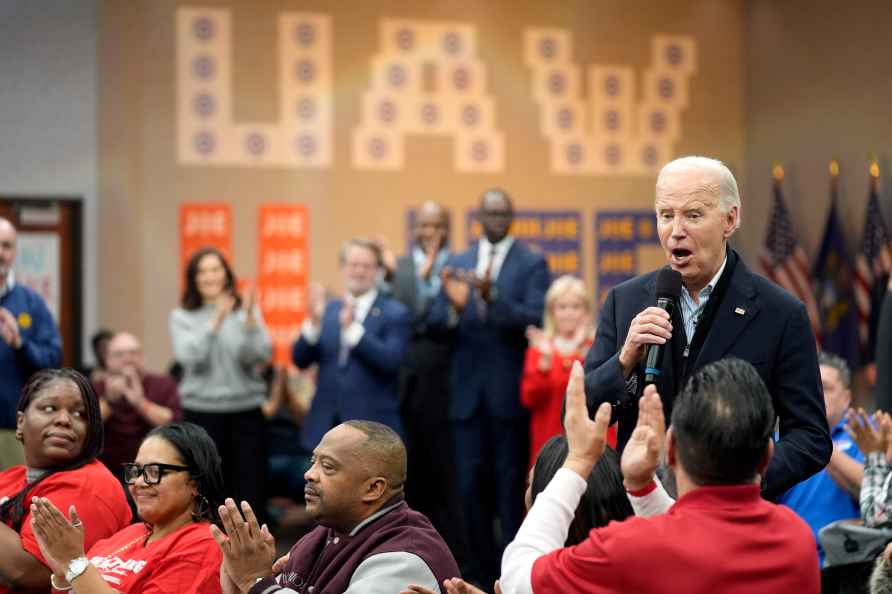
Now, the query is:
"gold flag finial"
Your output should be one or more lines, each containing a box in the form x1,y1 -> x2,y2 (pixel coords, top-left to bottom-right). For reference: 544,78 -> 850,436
829,160 -> 840,177
870,160 -> 880,179
772,162 -> 784,182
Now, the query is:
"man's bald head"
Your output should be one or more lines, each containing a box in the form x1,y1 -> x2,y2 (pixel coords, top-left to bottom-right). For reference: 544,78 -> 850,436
342,420 -> 407,492
0,217 -> 18,282
415,201 -> 449,252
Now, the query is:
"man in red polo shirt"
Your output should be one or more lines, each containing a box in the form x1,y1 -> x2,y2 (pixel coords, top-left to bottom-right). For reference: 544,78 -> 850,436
500,358 -> 819,594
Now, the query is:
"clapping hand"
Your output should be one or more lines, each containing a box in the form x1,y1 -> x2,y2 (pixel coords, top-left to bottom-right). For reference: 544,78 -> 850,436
846,409 -> 887,455
307,283 -> 327,326
526,325 -> 552,372
210,499 -> 276,594
29,497 -> 86,576
401,578 -> 501,594
441,267 -> 472,312
0,308 -> 22,349
563,361 -> 612,479
213,293 -> 236,332
621,385 -> 666,491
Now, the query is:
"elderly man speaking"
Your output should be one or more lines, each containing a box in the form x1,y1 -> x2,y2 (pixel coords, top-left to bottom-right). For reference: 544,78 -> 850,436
583,156 -> 831,499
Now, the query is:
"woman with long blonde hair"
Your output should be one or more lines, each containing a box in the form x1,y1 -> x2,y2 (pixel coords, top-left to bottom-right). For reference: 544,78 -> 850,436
520,275 -> 614,468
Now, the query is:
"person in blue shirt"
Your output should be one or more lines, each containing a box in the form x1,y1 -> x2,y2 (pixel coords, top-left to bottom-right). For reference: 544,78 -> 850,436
779,352 -> 863,565
0,217 -> 62,470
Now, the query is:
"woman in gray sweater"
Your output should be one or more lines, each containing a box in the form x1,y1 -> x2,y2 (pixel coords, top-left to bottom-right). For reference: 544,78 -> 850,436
170,247 -> 272,515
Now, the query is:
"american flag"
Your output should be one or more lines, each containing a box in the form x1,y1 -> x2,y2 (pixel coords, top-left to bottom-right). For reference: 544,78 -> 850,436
759,179 -> 822,340
854,175 -> 892,354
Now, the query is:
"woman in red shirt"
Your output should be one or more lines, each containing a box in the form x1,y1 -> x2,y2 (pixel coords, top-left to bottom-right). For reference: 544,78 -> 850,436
520,275 -> 616,469
0,369 -> 132,593
28,422 -> 225,594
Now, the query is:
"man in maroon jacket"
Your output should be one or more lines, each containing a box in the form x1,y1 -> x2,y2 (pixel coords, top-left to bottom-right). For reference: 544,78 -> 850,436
211,420 -> 460,594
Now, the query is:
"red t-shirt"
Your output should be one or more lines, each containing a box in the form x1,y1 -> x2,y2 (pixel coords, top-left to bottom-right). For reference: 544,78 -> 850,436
520,342 -> 616,468
87,522 -> 222,594
0,460 -> 132,593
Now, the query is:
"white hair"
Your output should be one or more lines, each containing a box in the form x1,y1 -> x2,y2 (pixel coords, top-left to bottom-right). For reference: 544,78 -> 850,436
656,156 -> 742,229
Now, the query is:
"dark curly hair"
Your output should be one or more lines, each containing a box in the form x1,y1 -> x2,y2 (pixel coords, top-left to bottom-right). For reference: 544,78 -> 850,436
143,422 -> 224,525
180,246 -> 242,311
0,369 -> 104,531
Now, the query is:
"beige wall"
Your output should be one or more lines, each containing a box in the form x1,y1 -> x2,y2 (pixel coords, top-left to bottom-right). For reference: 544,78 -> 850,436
741,0 -> 892,259
98,0 -> 747,369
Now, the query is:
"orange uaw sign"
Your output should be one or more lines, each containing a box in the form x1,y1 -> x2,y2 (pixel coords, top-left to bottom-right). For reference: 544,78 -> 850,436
179,203 -> 233,289
256,205 -> 309,365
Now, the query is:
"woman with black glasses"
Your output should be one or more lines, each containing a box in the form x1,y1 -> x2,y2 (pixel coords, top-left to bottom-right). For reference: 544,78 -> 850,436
28,422 -> 226,594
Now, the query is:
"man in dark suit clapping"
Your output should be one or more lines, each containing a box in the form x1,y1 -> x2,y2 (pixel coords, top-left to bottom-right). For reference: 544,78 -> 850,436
432,189 -> 550,587
583,156 -> 831,500
292,238 -> 411,453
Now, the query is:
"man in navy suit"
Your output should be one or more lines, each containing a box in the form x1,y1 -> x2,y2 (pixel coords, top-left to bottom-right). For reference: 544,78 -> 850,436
434,189 -> 550,586
584,156 -> 831,500
292,238 -> 411,452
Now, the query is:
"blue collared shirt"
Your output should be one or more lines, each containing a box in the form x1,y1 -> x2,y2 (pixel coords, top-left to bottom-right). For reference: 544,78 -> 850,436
679,257 -> 726,345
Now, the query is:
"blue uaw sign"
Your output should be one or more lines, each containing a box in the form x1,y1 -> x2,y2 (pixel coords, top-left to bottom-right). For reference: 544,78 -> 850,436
595,211 -> 661,306
467,210 -> 582,277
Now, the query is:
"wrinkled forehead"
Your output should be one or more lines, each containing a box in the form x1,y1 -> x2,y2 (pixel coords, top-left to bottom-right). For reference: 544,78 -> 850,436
655,168 -> 721,209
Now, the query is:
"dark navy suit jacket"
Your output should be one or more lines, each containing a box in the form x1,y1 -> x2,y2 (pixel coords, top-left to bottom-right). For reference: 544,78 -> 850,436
584,250 -> 832,500
431,241 -> 550,421
292,294 -> 411,450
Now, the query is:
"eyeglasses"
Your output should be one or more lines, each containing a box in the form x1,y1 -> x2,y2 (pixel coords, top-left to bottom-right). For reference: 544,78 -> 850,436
122,463 -> 191,485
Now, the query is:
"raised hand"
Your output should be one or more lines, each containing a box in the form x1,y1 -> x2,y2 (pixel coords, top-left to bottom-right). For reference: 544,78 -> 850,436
213,293 -> 236,332
441,267 -> 471,312
210,499 -> 277,594
0,308 -> 21,348
339,299 -> 355,329
621,385 -> 665,491
563,361 -> 611,479
846,409 -> 886,455
618,307 -> 672,377
308,283 -> 327,325
29,497 -> 86,575
244,285 -> 258,330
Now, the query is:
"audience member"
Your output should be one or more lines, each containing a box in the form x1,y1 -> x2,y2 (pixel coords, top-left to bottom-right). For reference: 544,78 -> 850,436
86,328 -> 114,385
292,239 -> 411,450
501,358 -> 819,594
0,218 -> 63,470
583,156 -> 831,500
30,422 -> 225,594
432,188 -> 550,586
847,409 -> 892,528
211,420 -> 460,594
390,201 -> 465,564
401,434 -> 635,594
522,275 -> 608,469
93,331 -> 180,482
0,369 -> 131,593
262,365 -> 314,523
780,352 -> 864,564
170,247 -> 272,518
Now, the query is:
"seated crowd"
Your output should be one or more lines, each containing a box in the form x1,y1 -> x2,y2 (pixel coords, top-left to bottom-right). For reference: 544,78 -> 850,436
1,157 -> 891,594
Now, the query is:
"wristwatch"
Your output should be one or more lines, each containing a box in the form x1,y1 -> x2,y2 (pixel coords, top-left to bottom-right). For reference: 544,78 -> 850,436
64,556 -> 89,583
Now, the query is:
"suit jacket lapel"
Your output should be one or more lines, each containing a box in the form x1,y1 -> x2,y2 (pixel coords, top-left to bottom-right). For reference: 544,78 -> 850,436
364,295 -> 384,331
693,262 -> 761,369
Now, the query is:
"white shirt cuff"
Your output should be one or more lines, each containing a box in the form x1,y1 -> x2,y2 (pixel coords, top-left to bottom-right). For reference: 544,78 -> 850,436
501,468 -> 587,594
342,321 -> 365,347
300,319 -> 321,345
627,476 -> 674,517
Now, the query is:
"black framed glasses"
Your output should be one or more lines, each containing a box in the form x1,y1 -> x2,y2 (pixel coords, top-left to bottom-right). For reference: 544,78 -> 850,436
122,463 -> 191,485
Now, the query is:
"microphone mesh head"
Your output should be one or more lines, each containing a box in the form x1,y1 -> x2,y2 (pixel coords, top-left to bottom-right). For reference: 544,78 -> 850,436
656,268 -> 683,299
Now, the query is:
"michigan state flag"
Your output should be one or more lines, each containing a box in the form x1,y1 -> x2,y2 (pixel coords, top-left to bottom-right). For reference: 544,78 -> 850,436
813,198 -> 859,368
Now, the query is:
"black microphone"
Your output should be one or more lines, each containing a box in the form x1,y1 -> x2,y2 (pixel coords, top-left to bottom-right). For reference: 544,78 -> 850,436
644,268 -> 683,385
